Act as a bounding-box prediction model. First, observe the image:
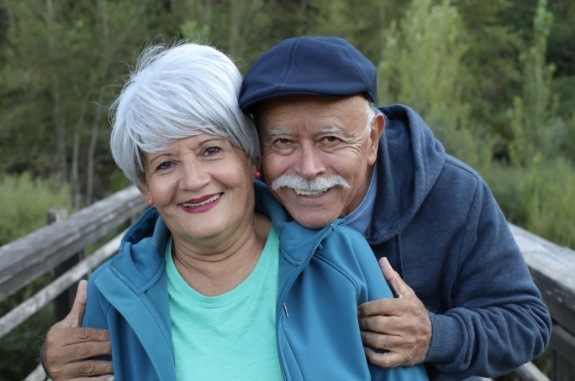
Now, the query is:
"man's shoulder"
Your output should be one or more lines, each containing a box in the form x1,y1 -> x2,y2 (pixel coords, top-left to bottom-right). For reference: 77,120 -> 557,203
438,154 -> 484,190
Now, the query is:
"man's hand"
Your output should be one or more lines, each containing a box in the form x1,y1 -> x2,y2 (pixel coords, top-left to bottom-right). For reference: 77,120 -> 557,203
41,280 -> 113,380
358,257 -> 431,368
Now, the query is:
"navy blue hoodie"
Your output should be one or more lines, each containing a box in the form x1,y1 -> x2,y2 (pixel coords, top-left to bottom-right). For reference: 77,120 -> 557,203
365,104 -> 551,379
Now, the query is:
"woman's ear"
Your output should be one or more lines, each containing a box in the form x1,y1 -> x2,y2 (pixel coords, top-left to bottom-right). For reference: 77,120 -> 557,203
137,183 -> 153,206
251,159 -> 262,179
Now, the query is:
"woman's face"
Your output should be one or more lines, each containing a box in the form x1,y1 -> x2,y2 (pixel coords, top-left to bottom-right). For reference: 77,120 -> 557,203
138,134 -> 257,252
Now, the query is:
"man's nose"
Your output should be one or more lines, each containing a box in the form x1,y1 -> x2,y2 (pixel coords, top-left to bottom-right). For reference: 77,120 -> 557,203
297,142 -> 326,179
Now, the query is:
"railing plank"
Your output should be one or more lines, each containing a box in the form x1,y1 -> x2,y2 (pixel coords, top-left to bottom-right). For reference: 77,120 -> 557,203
0,186 -> 145,302
0,231 -> 125,339
510,224 -> 575,312
510,224 -> 575,381
515,362 -> 551,381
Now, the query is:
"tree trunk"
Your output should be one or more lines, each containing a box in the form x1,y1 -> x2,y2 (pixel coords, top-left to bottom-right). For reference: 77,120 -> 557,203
46,0 -> 67,184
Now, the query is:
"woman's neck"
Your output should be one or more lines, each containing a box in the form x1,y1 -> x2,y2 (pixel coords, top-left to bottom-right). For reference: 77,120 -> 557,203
171,213 -> 271,296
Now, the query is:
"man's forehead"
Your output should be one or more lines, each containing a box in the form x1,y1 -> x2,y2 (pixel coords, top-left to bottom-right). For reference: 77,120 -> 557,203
255,95 -> 367,121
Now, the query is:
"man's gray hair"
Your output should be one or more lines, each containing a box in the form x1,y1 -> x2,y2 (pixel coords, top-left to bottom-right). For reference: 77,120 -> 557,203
109,42 -> 260,185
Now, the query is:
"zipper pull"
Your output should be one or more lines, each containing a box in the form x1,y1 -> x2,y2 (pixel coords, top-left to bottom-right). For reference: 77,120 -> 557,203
282,303 -> 289,318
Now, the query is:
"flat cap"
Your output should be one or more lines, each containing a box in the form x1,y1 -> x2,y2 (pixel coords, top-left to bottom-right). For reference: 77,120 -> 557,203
239,36 -> 377,111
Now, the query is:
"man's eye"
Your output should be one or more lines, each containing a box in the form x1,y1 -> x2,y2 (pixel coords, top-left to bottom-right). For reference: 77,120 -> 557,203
322,136 -> 341,144
273,138 -> 291,146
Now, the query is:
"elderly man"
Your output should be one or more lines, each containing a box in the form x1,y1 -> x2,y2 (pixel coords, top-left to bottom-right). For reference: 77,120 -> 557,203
42,36 -> 550,380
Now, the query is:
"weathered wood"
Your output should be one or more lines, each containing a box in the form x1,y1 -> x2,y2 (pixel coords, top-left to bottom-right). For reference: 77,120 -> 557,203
48,208 -> 81,322
0,186 -> 146,302
552,351 -> 575,381
515,362 -> 551,381
0,232 -> 124,339
510,224 -> 575,313
509,224 -> 575,381
549,325 -> 575,367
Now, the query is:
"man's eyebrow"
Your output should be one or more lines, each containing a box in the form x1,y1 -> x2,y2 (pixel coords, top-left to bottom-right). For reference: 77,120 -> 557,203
266,126 -> 359,139
266,128 -> 291,136
320,126 -> 359,139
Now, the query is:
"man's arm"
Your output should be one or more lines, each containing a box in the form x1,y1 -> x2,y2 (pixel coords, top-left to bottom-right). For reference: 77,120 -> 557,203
358,181 -> 551,378
358,257 -> 431,368
41,280 -> 113,381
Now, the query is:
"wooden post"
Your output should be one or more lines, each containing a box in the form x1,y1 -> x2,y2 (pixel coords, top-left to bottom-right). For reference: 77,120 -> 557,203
47,208 -> 83,321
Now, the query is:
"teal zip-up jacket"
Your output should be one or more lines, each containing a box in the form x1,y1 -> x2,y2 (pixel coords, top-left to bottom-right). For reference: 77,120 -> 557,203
83,181 -> 428,381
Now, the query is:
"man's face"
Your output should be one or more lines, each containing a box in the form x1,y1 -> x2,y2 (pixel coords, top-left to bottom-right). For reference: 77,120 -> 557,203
256,95 -> 384,229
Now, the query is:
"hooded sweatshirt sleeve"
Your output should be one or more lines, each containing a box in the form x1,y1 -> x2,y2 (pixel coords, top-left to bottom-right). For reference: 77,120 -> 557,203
424,174 -> 551,379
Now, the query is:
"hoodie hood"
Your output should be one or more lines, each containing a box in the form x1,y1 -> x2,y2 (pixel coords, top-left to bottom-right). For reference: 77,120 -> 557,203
367,104 -> 445,245
110,207 -> 170,292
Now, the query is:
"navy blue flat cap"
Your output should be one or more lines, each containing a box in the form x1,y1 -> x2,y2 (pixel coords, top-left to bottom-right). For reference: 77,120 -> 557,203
239,36 -> 377,111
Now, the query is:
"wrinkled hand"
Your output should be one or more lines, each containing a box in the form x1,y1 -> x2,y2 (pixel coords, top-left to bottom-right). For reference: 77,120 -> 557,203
41,280 -> 113,381
358,257 -> 431,368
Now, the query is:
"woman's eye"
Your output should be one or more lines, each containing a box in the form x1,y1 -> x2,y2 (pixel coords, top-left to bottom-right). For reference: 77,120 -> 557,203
204,146 -> 222,156
156,160 -> 174,171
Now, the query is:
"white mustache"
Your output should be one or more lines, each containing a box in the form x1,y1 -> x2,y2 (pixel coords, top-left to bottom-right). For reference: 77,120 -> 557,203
271,175 -> 350,192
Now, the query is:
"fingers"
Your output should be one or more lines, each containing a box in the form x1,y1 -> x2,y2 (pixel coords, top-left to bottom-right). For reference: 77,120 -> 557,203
358,260 -> 432,368
42,330 -> 113,380
361,329 -> 404,351
44,331 -> 111,360
41,280 -> 113,380
364,345 -> 415,368
44,358 -> 114,381
360,316 -> 430,368
61,359 -> 114,379
378,257 -> 415,299
359,305 -> 395,330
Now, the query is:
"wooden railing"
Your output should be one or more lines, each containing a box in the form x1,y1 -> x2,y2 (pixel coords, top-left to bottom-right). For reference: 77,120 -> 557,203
0,186 -> 573,381
0,186 -> 147,380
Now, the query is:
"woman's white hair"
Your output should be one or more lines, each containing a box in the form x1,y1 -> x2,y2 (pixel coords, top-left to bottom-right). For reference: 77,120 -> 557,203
109,42 -> 260,185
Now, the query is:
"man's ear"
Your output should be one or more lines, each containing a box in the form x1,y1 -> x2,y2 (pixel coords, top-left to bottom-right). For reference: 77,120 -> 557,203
367,113 -> 385,165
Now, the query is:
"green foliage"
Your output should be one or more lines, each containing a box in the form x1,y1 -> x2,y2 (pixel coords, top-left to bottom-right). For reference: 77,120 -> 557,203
508,0 -> 558,166
562,112 -> 575,162
486,0 -> 575,250
519,156 -> 575,248
0,0 -> 177,204
487,157 -> 575,249
0,172 -> 72,246
454,0 -> 525,153
486,163 -> 528,225
378,0 -> 492,173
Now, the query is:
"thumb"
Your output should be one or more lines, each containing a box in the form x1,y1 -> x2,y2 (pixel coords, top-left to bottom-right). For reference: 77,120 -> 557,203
60,279 -> 88,328
379,257 -> 398,282
379,257 -> 413,299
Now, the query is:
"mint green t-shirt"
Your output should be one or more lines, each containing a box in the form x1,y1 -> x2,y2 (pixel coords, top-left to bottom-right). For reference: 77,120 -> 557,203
165,226 -> 283,380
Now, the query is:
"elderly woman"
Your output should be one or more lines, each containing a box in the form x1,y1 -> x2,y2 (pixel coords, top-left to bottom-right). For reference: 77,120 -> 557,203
76,42 -> 428,381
